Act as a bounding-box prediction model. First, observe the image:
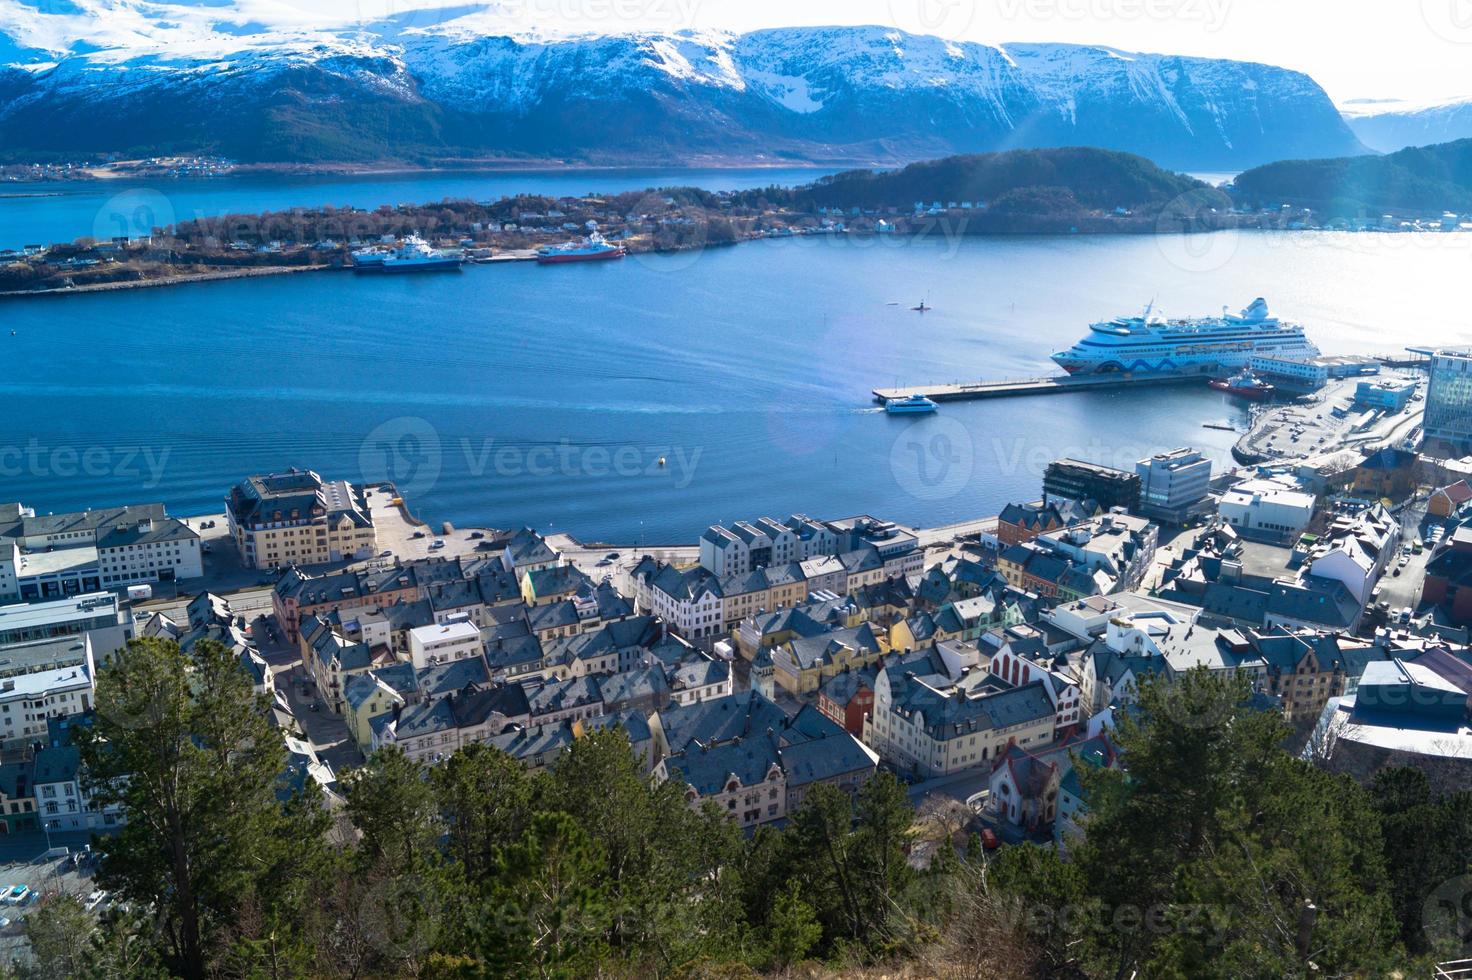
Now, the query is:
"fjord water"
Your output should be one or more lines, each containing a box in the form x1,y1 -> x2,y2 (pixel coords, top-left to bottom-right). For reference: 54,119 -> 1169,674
5,229 -> 1469,542
0,166 -> 835,251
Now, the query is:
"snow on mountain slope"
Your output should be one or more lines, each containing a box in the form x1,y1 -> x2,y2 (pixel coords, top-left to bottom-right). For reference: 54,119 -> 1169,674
0,7 -> 1368,168
1341,97 -> 1472,153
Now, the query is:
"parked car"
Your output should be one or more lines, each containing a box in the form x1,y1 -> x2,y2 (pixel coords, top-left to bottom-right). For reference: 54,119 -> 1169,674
411,531 -> 426,539
606,552 -> 621,560
981,828 -> 1000,851
85,890 -> 108,912
3,885 -> 29,905
430,539 -> 446,550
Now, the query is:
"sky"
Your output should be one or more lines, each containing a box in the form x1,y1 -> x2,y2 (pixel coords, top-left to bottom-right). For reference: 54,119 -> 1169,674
6,0 -> 1470,105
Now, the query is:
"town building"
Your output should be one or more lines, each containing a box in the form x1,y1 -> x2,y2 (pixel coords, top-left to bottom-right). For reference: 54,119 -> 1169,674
0,592 -> 130,659
864,664 -> 1057,778
1218,476 -> 1317,543
1135,448 -> 1212,524
1421,347 -> 1472,448
376,683 -> 531,763
1034,512 -> 1159,594
1042,458 -> 1141,513
406,619 -> 481,670
0,761 -> 38,834
32,743 -> 123,832
0,636 -> 95,748
0,501 -> 201,602
988,733 -> 1117,840
1249,353 -> 1380,393
1354,377 -> 1416,412
770,622 -> 888,695
652,691 -> 877,829
1312,654 -> 1472,793
225,469 -> 376,570
1428,480 -> 1472,519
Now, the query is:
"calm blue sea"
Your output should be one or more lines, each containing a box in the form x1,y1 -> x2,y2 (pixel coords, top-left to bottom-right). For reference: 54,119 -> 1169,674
4,173 -> 1469,541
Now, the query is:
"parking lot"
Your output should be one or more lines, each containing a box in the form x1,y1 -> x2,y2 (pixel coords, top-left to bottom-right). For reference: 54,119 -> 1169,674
0,846 -> 109,963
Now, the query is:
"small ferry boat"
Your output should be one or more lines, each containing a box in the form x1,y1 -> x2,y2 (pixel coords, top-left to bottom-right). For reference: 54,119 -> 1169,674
537,230 -> 626,265
1209,368 -> 1276,401
354,235 -> 463,274
885,394 -> 939,414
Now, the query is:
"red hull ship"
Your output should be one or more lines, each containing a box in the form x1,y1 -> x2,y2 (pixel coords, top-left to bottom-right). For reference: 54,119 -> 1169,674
1209,369 -> 1275,401
537,230 -> 626,265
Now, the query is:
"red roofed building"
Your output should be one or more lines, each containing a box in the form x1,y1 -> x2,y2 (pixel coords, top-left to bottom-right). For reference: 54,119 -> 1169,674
1428,480 -> 1472,519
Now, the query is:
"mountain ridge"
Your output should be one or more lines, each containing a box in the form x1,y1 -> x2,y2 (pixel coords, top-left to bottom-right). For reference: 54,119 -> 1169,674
0,12 -> 1368,169
1340,96 -> 1472,153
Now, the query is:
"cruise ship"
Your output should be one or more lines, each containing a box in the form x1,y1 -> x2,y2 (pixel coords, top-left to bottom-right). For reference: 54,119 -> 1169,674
1051,298 -> 1319,376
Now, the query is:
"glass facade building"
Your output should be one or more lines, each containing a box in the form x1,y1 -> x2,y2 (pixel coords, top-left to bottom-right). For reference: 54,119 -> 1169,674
1424,350 -> 1472,447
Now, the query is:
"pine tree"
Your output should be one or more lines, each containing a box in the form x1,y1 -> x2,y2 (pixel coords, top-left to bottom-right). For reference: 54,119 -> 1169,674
77,637 -> 319,980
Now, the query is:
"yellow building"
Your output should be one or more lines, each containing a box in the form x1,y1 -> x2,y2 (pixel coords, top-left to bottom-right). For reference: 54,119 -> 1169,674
225,469 -> 377,570
770,623 -> 888,695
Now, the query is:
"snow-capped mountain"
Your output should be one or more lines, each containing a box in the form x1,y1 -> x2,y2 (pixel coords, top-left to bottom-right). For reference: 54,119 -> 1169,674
0,3 -> 1366,169
1340,97 -> 1472,153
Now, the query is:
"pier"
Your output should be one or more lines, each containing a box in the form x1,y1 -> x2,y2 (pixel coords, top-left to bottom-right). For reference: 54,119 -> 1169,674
873,372 -> 1205,404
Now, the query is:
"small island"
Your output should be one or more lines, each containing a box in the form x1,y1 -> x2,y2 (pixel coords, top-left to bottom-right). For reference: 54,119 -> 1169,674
2,145 -> 1465,297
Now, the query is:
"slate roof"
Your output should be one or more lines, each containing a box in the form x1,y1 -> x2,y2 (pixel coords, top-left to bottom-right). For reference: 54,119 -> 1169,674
526,675 -> 603,717
418,657 -> 492,699
884,670 -> 1056,740
776,623 -> 884,673
504,528 -> 558,568
598,666 -> 670,713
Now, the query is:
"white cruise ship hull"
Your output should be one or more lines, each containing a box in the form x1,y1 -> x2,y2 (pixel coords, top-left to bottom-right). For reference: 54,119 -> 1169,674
1052,298 -> 1319,377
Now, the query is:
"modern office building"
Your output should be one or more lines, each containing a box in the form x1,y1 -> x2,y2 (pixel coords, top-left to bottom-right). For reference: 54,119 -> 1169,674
1422,348 -> 1472,448
1042,459 -> 1141,513
1135,448 -> 1212,524
0,592 -> 131,659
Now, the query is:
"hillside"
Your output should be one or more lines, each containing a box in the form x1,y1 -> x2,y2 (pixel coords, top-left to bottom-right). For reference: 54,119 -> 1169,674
788,148 -> 1220,213
0,9 -> 1368,170
1234,138 -> 1472,215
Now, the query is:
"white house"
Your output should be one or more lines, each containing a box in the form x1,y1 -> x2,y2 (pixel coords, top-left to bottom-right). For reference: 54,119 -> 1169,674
32,743 -> 124,833
407,619 -> 482,670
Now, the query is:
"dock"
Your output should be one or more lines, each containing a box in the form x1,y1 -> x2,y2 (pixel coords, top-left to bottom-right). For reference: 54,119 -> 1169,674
873,372 -> 1205,404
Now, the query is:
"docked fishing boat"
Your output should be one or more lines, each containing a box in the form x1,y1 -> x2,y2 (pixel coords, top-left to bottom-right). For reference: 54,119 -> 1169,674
885,394 -> 939,414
